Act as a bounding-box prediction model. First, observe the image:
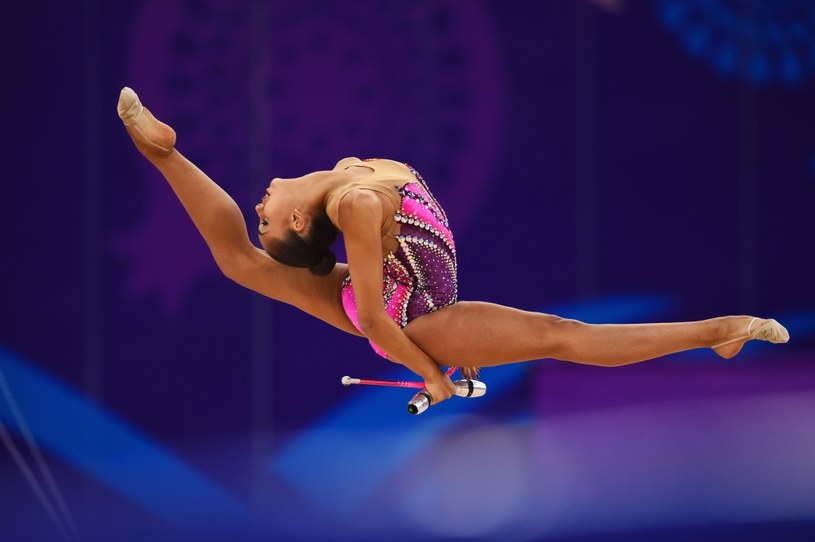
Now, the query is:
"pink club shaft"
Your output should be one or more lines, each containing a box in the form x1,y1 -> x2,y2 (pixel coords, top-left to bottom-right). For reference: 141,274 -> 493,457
341,366 -> 457,388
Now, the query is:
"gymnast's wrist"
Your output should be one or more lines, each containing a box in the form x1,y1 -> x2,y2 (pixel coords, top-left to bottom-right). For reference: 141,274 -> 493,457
403,358 -> 437,382
422,367 -> 448,383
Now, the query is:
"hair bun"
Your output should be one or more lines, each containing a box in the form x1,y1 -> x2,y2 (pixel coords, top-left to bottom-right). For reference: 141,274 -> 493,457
309,250 -> 337,276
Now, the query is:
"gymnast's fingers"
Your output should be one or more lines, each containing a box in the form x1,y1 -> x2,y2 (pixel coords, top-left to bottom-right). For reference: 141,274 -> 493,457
461,366 -> 481,380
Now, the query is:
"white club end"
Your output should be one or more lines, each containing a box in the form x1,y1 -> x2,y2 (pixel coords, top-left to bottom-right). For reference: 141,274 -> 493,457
341,376 -> 359,386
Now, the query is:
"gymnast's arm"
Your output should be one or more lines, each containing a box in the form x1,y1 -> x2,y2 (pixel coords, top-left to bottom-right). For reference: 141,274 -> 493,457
338,190 -> 457,402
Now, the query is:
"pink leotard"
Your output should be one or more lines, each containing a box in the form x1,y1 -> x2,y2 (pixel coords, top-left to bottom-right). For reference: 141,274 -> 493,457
326,158 -> 457,359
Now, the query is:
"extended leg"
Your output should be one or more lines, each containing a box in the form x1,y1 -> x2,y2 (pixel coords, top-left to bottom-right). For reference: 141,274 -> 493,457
117,87 -> 359,334
403,301 -> 785,367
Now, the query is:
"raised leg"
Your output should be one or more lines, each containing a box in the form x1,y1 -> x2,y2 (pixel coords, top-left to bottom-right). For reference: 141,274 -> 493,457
403,301 -> 785,367
116,87 -> 360,335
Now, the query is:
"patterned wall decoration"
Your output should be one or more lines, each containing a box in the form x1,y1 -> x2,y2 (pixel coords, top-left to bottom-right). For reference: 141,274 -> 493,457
657,0 -> 815,86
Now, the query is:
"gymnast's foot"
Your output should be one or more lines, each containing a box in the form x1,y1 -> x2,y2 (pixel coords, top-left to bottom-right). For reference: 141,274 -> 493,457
712,316 -> 789,359
117,87 -> 176,157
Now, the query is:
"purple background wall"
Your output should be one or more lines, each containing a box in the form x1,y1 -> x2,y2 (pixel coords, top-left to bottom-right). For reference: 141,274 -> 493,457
1,1 -> 814,541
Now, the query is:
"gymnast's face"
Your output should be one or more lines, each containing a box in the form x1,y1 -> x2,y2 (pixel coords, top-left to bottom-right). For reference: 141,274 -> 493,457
255,177 -> 306,250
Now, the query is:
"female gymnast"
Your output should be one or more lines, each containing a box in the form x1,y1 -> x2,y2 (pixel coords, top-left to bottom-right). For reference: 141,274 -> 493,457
117,87 -> 789,406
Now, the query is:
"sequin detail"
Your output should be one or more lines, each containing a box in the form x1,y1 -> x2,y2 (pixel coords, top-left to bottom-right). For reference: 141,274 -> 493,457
341,165 -> 457,359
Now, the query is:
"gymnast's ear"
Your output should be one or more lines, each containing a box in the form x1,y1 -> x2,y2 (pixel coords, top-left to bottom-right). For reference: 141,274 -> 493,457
291,209 -> 307,233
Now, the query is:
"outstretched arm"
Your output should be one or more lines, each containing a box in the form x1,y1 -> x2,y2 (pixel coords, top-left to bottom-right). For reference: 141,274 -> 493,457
338,190 -> 457,403
118,88 -> 360,334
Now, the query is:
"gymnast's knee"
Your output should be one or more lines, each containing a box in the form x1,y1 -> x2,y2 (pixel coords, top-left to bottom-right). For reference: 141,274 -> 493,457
535,313 -> 587,359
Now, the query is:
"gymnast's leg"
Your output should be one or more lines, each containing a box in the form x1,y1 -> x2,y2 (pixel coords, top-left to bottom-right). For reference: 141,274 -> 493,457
403,301 -> 784,368
116,87 -> 358,332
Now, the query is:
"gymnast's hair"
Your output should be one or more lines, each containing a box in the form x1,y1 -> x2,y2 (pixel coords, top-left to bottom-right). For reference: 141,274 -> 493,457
265,208 -> 339,276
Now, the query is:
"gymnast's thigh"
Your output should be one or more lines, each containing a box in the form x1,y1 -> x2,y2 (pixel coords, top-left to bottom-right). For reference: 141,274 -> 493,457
236,253 -> 361,336
402,301 -> 488,366
403,301 -> 548,367
289,263 -> 364,336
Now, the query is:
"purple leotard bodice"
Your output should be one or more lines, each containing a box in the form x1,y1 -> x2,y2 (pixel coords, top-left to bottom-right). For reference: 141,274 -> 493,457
338,163 -> 457,359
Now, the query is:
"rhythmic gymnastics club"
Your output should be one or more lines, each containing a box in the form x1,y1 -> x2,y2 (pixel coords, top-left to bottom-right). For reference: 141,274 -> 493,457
340,367 -> 487,415
340,366 -> 457,388
405,379 -> 487,415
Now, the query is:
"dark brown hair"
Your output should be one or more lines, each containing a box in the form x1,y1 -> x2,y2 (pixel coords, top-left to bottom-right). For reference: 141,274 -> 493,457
265,209 -> 339,276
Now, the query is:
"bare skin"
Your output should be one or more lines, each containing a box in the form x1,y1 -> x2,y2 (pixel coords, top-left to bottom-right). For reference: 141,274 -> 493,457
117,88 -> 788,406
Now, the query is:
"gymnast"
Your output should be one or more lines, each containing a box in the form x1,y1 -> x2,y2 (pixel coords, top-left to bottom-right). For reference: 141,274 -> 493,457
117,87 -> 789,406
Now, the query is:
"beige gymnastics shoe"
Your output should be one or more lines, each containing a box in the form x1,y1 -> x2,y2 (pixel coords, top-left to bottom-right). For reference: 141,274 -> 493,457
117,87 -> 176,156
713,317 -> 789,358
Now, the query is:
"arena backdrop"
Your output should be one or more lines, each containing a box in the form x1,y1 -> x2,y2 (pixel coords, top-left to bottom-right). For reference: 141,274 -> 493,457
1,1 -> 814,541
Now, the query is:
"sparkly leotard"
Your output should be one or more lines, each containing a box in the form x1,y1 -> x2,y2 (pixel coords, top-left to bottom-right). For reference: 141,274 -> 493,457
327,158 -> 457,359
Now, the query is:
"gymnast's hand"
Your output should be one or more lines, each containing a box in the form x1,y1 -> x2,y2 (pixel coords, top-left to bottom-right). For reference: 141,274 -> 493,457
425,372 -> 456,404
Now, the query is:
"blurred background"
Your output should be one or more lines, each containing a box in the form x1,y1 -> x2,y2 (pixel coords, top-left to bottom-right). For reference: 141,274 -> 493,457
1,0 -> 814,540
